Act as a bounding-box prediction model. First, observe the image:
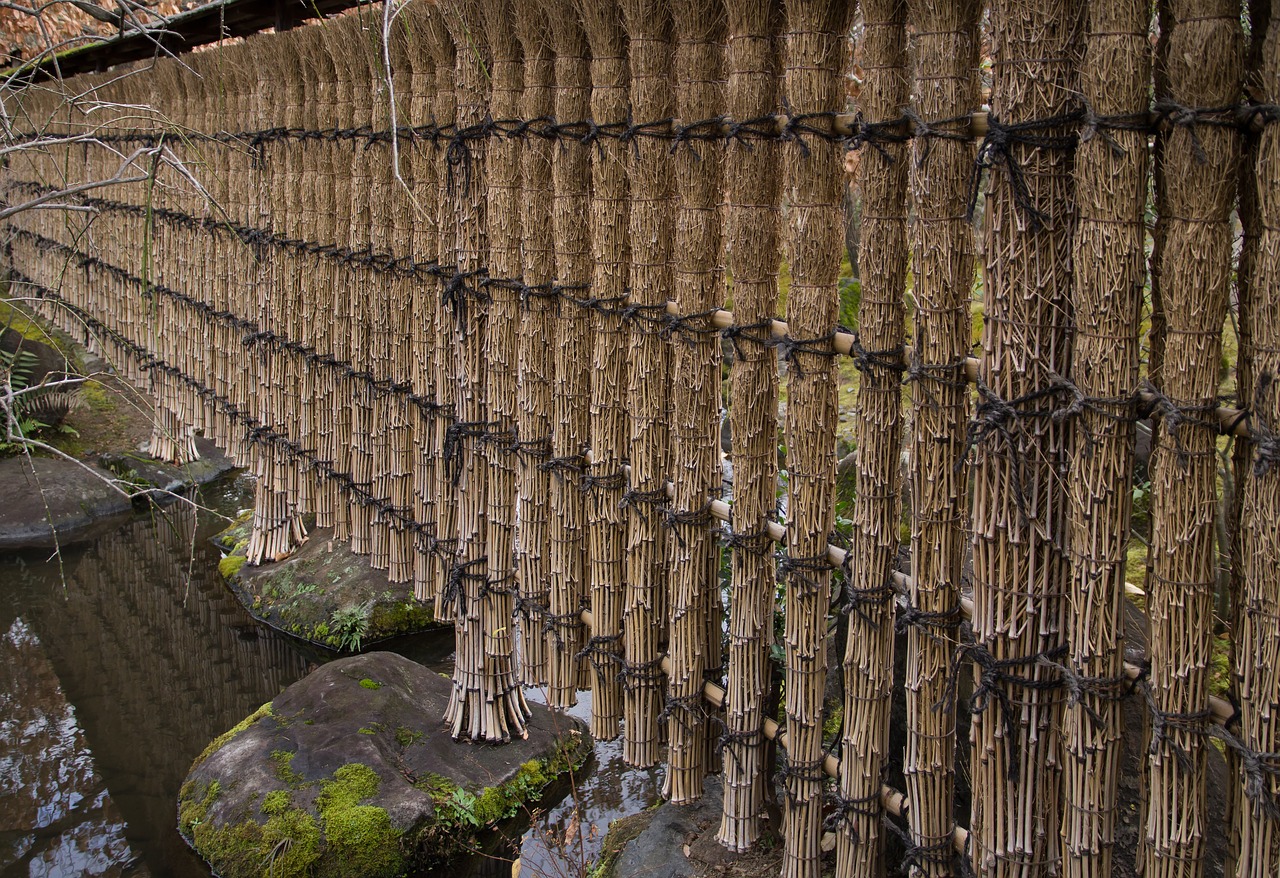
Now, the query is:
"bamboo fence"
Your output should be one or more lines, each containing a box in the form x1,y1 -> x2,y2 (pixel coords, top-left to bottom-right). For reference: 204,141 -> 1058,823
5,0 -> 1279,873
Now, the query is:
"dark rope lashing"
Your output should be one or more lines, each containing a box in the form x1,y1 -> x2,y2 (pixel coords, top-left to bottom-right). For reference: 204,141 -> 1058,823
1250,372 -> 1280,477
1151,99 -> 1241,165
1078,99 -> 1152,157
441,555 -> 489,618
935,628 -> 1068,783
443,420 -> 499,486
777,96 -> 842,158
845,112 -> 911,162
445,117 -> 499,193
966,108 -> 1083,231
881,817 -> 976,878
899,107 -> 971,167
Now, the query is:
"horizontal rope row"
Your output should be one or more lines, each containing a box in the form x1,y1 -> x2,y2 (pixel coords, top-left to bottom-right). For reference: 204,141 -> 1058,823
11,98 -> 1278,152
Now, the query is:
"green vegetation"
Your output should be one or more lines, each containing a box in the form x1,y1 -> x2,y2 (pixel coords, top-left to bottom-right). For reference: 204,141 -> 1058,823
218,550 -> 247,581
271,749 -> 306,786
190,703 -> 273,771
359,678 -> 382,690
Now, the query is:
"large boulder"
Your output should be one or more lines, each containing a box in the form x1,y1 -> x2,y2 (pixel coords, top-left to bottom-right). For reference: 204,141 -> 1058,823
178,652 -> 590,878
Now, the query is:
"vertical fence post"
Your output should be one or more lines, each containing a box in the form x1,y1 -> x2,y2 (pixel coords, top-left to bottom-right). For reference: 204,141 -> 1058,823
1143,4 -> 1242,875
902,2 -> 979,873
968,1 -> 1081,873
1061,2 -> 1149,875
664,0 -> 726,807
836,1 -> 908,873
619,0 -> 675,769
778,1 -> 854,875
579,0 -> 631,742
718,0 -> 782,852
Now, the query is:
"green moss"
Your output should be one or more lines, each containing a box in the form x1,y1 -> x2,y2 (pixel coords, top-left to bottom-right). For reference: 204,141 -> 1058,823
191,703 -> 273,771
359,678 -> 382,690
368,599 -> 437,637
271,749 -> 306,786
261,790 -> 292,816
315,764 -> 403,878
218,551 -> 247,581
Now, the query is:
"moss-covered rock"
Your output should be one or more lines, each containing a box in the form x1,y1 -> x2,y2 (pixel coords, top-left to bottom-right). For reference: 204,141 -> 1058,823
213,523 -> 445,652
178,652 -> 591,878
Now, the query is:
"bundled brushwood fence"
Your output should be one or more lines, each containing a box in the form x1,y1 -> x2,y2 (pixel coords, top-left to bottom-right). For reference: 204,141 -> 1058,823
4,1 -> 1279,874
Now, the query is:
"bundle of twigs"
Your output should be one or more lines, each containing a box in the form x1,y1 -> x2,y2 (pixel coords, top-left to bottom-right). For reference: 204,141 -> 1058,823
422,7 -> 459,616
619,0 -> 675,770
717,0 -> 781,852
404,3 -> 441,601
662,0 -> 726,806
476,0 -> 531,739
541,0 -> 592,709
901,2 -> 979,872
579,0 -> 630,745
512,1 -> 555,688
836,1 -> 908,873
778,1 -> 853,875
1061,2 -> 1149,875
1144,5 -> 1242,876
967,2 -> 1080,873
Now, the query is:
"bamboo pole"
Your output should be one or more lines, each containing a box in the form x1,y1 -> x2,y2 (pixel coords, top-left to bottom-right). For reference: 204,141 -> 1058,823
579,0 -> 630,743
967,2 -> 1081,874
662,0 -> 726,807
1061,2 -> 1149,876
837,2 -> 908,874
512,2 -> 556,688
1144,5 -> 1243,877
1233,18 -> 1280,873
901,3 -> 979,875
778,1 -> 854,874
717,0 -> 782,852
540,0 -> 592,710
619,0 -> 675,771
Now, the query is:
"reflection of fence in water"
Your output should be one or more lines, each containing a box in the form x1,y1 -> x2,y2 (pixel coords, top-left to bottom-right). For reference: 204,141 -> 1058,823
4,1 -> 1277,875
23,508 -> 309,863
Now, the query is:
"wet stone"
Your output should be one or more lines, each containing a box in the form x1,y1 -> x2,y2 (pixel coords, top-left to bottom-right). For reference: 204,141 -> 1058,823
178,651 -> 591,878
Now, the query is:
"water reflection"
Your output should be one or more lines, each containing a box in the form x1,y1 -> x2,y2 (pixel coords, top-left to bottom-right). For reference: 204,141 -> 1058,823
0,480 -> 661,878
0,487 -> 312,877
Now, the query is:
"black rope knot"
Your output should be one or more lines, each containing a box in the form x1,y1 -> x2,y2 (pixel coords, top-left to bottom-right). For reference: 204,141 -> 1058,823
967,109 -> 1082,231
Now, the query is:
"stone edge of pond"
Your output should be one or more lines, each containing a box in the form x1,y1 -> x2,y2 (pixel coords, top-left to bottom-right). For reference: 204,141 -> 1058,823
212,519 -> 447,652
177,652 -> 592,878
0,437 -> 237,551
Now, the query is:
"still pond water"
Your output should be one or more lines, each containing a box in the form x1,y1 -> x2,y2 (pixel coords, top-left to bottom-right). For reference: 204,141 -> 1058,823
0,475 -> 659,878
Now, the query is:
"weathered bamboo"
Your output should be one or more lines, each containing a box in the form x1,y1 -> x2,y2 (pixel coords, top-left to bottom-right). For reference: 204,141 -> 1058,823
512,2 -> 556,688
717,0 -> 782,852
901,2 -> 979,874
541,0 -> 592,709
422,8 -> 460,619
1144,4 -> 1242,877
1234,19 -> 1280,873
837,2 -> 908,874
619,0 -> 674,768
579,0 -> 630,742
478,0 -> 532,740
1061,2 -> 1149,875
779,1 -> 853,875
662,0 -> 726,807
967,2 -> 1081,875
404,4 -> 441,602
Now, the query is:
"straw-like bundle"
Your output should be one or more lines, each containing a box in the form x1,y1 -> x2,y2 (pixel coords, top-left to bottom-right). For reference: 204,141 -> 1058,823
1235,20 -> 1280,871
512,2 -> 556,688
403,4 -> 441,601
1061,2 -> 1149,875
779,1 -> 853,875
717,0 -> 781,852
540,0 -> 592,710
901,2 -> 979,872
422,7 -> 460,618
836,1 -> 908,874
619,0 -> 675,772
478,0 -> 532,740
579,0 -> 630,742
1143,5 -> 1242,876
663,0 -> 726,807
967,1 -> 1080,873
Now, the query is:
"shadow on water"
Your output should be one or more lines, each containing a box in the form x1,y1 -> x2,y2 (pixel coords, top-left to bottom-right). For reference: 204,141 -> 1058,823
0,476 -> 660,878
